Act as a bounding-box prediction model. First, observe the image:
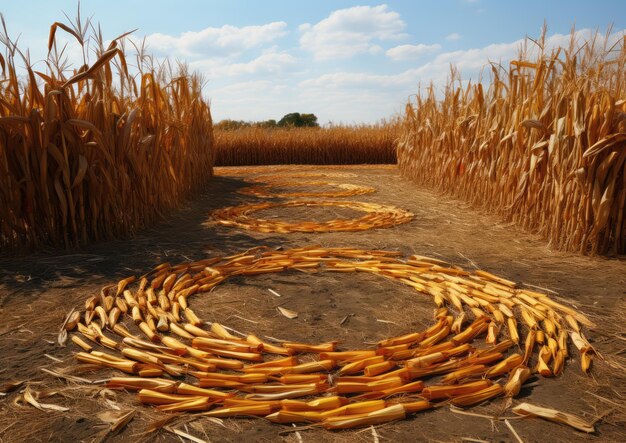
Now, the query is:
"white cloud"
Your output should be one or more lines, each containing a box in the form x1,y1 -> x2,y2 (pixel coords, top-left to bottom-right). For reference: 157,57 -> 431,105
299,5 -> 407,60
144,22 -> 288,58
211,79 -> 290,100
369,45 -> 384,55
299,68 -> 427,93
434,29 -> 623,73
300,37 -> 519,92
209,80 -> 297,121
433,41 -> 519,71
445,33 -> 462,41
207,27 -> 626,124
293,28 -> 626,123
298,23 -> 312,32
191,50 -> 297,78
386,43 -> 441,60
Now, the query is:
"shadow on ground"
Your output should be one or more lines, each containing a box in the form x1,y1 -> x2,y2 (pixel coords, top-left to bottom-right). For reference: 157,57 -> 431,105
0,176 -> 288,304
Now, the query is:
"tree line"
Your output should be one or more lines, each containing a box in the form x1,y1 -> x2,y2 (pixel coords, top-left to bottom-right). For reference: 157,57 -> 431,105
214,113 -> 319,130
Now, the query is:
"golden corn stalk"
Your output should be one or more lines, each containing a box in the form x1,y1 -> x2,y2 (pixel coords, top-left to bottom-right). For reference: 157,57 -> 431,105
214,124 -> 399,166
210,200 -> 414,233
397,29 -> 626,255
65,246 -> 596,430
0,17 -> 214,252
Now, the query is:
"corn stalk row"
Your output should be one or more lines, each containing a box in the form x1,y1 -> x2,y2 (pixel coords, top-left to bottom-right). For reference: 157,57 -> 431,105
397,30 -> 626,255
215,126 -> 398,166
0,18 -> 214,252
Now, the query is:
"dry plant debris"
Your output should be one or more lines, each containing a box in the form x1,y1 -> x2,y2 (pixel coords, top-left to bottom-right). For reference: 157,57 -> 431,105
210,201 -> 414,233
64,246 -> 597,430
512,402 -> 595,433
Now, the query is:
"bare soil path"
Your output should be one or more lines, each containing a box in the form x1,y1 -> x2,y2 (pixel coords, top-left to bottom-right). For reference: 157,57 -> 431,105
1,165 -> 624,443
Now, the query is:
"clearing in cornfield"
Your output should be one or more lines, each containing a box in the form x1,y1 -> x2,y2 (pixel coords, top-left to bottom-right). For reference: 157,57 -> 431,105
0,2 -> 625,443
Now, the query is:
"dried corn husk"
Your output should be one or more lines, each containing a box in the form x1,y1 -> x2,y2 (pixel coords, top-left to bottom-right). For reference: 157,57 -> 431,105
512,402 -> 595,433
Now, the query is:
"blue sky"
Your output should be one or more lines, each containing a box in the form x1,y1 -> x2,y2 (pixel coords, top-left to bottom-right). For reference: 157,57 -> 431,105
1,1 -> 625,123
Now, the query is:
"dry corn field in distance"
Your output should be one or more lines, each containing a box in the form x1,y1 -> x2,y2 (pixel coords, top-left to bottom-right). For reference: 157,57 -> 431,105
214,125 -> 399,166
0,12 -> 625,443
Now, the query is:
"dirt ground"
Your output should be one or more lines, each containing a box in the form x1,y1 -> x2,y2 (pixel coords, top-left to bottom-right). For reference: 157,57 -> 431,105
1,165 -> 625,443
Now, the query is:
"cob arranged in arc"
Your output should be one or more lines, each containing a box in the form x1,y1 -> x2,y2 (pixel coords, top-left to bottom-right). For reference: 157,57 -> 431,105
210,201 -> 415,233
237,180 -> 376,199
251,172 -> 359,181
66,246 -> 596,430
215,164 -> 396,178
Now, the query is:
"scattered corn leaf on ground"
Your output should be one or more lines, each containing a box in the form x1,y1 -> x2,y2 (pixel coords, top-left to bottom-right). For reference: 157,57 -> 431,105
512,402 -> 595,433
64,246 -> 597,430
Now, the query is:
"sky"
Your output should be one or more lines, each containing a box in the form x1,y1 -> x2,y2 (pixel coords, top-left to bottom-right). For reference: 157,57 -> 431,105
1,1 -> 625,124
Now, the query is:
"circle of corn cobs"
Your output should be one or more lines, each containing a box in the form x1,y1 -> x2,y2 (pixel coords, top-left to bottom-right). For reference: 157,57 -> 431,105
250,172 -> 358,183
211,201 -> 414,233
251,172 -> 359,181
214,165 -> 396,177
238,181 -> 376,199
66,246 -> 595,430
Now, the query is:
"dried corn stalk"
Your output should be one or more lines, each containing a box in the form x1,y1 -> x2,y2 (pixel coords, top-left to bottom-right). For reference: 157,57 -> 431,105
0,15 -> 213,252
214,125 -> 399,166
397,28 -> 626,255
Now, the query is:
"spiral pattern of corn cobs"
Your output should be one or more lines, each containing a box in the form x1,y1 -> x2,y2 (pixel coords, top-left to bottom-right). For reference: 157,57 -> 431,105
210,201 -> 415,233
237,181 -> 376,199
64,246 -> 595,430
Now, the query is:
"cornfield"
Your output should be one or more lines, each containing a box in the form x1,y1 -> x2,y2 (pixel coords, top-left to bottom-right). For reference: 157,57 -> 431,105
0,15 -> 214,252
215,124 -> 398,166
397,29 -> 626,255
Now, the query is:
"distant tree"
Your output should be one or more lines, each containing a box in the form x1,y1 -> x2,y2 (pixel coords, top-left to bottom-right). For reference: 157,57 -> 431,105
216,114 -> 319,130
255,119 -> 278,129
214,119 -> 251,130
278,112 -> 319,128
300,113 -> 319,127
